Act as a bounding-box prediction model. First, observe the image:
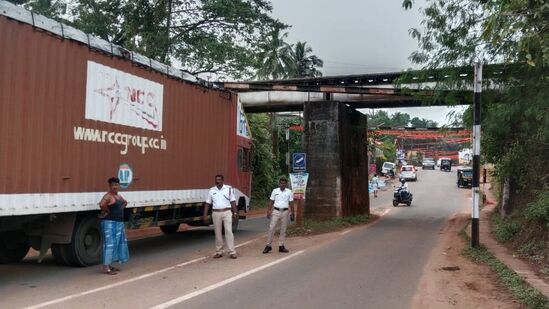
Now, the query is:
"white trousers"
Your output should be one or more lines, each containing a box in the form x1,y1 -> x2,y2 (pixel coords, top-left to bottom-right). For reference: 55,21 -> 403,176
267,209 -> 290,247
213,210 -> 235,255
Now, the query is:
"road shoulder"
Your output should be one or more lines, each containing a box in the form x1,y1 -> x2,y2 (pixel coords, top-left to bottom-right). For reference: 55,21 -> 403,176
411,212 -> 519,309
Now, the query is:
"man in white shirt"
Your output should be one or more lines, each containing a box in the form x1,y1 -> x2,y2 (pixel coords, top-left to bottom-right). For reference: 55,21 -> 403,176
203,174 -> 238,259
263,178 -> 294,254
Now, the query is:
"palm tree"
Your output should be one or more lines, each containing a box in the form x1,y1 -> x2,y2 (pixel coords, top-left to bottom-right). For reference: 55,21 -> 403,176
293,41 -> 323,78
256,28 -> 296,80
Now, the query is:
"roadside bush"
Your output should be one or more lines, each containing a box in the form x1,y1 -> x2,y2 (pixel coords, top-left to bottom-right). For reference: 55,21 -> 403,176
492,214 -> 521,242
525,191 -> 549,225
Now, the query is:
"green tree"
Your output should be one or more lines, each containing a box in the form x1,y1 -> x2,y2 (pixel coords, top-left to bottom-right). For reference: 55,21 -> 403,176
403,0 -> 548,235
247,114 -> 278,199
21,0 -> 286,79
274,116 -> 304,174
292,41 -> 323,78
390,112 -> 411,127
411,117 -> 438,128
256,27 -> 296,79
425,120 -> 438,128
404,0 -> 548,186
8,0 -> 66,17
410,117 -> 427,128
367,110 -> 392,127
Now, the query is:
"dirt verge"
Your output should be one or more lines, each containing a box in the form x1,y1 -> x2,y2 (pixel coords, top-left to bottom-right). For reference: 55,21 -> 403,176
411,213 -> 521,309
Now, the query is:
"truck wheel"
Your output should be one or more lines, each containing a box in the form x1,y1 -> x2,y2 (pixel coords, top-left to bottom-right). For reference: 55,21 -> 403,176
53,215 -> 102,266
160,224 -> 180,234
69,215 -> 102,266
51,243 -> 72,266
0,231 -> 30,263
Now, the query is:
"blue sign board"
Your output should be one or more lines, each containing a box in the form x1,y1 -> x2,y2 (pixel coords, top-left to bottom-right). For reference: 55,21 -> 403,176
118,163 -> 133,189
292,153 -> 306,172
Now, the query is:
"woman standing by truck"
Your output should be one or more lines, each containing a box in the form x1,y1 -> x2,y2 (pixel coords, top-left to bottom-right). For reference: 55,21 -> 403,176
99,177 -> 130,274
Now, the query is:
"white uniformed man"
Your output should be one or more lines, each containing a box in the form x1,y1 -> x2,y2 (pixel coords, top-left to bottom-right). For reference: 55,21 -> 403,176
263,178 -> 294,254
203,174 -> 238,259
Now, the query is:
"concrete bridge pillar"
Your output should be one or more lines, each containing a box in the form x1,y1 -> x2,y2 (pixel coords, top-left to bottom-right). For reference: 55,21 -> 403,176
303,101 -> 370,220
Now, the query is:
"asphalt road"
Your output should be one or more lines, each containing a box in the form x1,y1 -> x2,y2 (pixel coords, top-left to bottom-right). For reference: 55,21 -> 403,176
0,168 -> 468,309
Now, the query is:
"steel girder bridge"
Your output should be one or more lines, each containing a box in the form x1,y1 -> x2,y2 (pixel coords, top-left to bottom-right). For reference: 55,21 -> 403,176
214,63 -> 517,112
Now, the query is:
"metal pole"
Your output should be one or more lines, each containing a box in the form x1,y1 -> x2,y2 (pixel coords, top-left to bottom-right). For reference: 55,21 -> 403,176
472,62 -> 482,248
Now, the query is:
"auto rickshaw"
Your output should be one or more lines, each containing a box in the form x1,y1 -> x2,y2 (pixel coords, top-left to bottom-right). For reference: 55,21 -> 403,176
440,158 -> 452,172
457,168 -> 473,187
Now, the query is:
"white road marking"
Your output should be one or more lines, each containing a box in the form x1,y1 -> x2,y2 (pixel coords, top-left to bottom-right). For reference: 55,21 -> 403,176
23,237 -> 263,309
340,230 -> 351,235
381,209 -> 391,216
149,250 -> 305,309
234,238 -> 260,248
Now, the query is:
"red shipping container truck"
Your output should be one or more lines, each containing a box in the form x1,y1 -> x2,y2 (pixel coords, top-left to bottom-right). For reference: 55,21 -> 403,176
0,1 -> 252,266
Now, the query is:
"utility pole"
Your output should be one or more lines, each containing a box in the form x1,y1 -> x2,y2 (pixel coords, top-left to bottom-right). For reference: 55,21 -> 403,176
472,62 -> 482,248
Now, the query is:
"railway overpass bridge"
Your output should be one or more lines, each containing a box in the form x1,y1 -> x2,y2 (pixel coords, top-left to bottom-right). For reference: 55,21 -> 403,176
215,64 -> 511,219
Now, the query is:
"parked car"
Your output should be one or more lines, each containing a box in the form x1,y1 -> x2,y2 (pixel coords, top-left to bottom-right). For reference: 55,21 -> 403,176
422,158 -> 436,170
457,168 -> 473,188
381,162 -> 396,176
400,165 -> 418,181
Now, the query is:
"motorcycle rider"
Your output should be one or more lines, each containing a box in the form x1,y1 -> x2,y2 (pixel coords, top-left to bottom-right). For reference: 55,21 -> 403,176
398,179 -> 408,191
394,179 -> 412,206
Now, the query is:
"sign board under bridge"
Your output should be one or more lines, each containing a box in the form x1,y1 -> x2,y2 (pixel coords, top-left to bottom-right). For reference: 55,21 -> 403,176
290,172 -> 309,200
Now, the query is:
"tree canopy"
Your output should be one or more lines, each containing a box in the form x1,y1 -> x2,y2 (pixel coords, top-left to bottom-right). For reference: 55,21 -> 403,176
292,41 -> 323,78
256,33 -> 324,79
12,0 -> 287,79
403,0 -> 548,259
367,110 -> 439,128
403,0 -> 548,188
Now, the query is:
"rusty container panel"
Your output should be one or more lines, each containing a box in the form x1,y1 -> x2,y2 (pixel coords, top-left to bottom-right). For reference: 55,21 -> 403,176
0,16 -> 246,216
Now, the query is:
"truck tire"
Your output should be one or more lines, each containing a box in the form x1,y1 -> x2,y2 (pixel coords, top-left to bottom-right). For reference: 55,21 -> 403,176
53,215 -> 102,266
0,231 -> 30,264
160,224 -> 180,234
51,243 -> 72,266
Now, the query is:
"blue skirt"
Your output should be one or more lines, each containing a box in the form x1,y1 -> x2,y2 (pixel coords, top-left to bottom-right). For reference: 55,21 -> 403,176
101,220 -> 130,265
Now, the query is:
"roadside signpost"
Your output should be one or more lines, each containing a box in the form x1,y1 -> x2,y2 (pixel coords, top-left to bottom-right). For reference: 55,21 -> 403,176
292,153 -> 306,172
291,153 -> 308,225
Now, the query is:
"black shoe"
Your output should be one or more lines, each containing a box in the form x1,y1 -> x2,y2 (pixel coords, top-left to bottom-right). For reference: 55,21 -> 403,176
279,246 -> 289,253
262,245 -> 272,254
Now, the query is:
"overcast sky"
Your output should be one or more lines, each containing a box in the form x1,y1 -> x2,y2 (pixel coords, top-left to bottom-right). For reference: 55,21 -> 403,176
269,0 -> 466,125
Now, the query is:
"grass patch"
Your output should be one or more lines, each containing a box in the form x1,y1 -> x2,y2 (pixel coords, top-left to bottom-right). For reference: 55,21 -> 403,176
541,267 -> 549,279
491,212 -> 521,242
286,214 -> 372,237
249,198 -> 269,210
460,234 -> 549,309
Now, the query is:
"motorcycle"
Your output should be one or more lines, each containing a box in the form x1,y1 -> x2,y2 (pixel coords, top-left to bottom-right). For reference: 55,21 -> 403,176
393,183 -> 413,207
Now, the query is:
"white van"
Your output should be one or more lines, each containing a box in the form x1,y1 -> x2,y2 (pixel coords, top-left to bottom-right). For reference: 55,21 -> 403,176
381,162 -> 396,175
